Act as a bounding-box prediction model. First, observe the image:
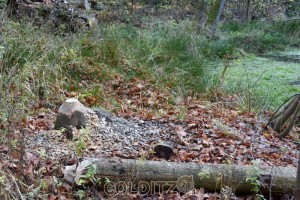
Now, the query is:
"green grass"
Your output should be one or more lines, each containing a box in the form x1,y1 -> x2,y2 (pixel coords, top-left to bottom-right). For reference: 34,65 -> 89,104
222,54 -> 300,112
0,23 -> 53,145
0,18 -> 299,126
99,21 -> 216,92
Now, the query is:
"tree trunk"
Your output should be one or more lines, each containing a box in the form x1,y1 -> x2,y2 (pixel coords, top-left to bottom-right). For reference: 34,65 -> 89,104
131,0 -> 135,15
64,157 -> 296,195
245,0 -> 251,21
198,0 -> 208,30
210,0 -> 226,37
148,0 -> 154,7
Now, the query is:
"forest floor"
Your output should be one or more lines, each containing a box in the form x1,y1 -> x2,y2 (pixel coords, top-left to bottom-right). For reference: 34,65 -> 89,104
6,75 -> 298,199
0,4 -> 299,198
1,46 -> 299,199
22,78 -> 299,167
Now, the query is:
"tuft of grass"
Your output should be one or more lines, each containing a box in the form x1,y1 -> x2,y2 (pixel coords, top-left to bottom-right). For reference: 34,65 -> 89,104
0,22 -> 65,125
116,21 -> 215,92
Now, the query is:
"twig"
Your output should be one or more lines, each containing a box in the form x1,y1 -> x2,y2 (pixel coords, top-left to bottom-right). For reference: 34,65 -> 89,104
6,168 -> 25,200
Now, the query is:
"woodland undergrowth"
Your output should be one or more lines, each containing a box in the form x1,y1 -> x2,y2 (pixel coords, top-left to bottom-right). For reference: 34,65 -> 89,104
0,14 -> 299,199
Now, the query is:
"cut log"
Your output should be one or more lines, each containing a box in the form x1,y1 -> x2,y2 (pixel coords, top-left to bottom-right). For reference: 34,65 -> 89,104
63,157 -> 296,195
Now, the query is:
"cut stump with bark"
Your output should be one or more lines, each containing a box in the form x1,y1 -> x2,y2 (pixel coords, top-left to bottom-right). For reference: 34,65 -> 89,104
154,141 -> 174,160
55,98 -> 88,129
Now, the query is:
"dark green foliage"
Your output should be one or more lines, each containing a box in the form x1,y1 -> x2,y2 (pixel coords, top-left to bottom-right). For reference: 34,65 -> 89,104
2,42 -> 33,72
285,0 -> 300,17
118,23 -> 211,92
100,40 -> 120,66
0,0 -> 5,8
271,20 -> 300,37
200,39 -> 235,58
220,21 -> 300,53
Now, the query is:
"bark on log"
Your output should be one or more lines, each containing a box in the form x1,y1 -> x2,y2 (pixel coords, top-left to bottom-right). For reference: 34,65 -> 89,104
64,157 -> 296,195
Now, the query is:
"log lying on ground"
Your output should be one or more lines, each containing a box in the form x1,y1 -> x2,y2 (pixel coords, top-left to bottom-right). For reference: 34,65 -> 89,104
64,157 -> 296,195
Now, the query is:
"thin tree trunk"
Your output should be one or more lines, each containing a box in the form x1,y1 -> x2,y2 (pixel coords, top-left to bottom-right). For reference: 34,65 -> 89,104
210,0 -> 226,37
237,0 -> 241,19
131,0 -> 134,15
245,0 -> 251,21
148,0 -> 154,7
198,0 -> 208,30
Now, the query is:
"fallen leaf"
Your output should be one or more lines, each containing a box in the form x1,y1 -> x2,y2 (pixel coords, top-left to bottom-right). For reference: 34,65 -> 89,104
176,126 -> 187,137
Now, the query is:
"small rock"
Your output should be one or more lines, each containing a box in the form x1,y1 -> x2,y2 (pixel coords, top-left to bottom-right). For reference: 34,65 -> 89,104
55,98 -> 88,129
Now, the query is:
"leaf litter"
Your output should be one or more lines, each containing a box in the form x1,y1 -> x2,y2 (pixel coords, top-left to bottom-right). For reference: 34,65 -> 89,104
0,77 -> 299,199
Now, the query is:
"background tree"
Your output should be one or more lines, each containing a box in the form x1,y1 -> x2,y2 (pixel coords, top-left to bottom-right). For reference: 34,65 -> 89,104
211,0 -> 226,37
245,0 -> 251,21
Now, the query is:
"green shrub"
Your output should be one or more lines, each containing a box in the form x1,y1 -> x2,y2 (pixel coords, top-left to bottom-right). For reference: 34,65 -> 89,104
0,0 -> 5,9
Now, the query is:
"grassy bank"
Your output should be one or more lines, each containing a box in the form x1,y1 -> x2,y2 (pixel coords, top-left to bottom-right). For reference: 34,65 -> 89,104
0,18 -> 299,126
